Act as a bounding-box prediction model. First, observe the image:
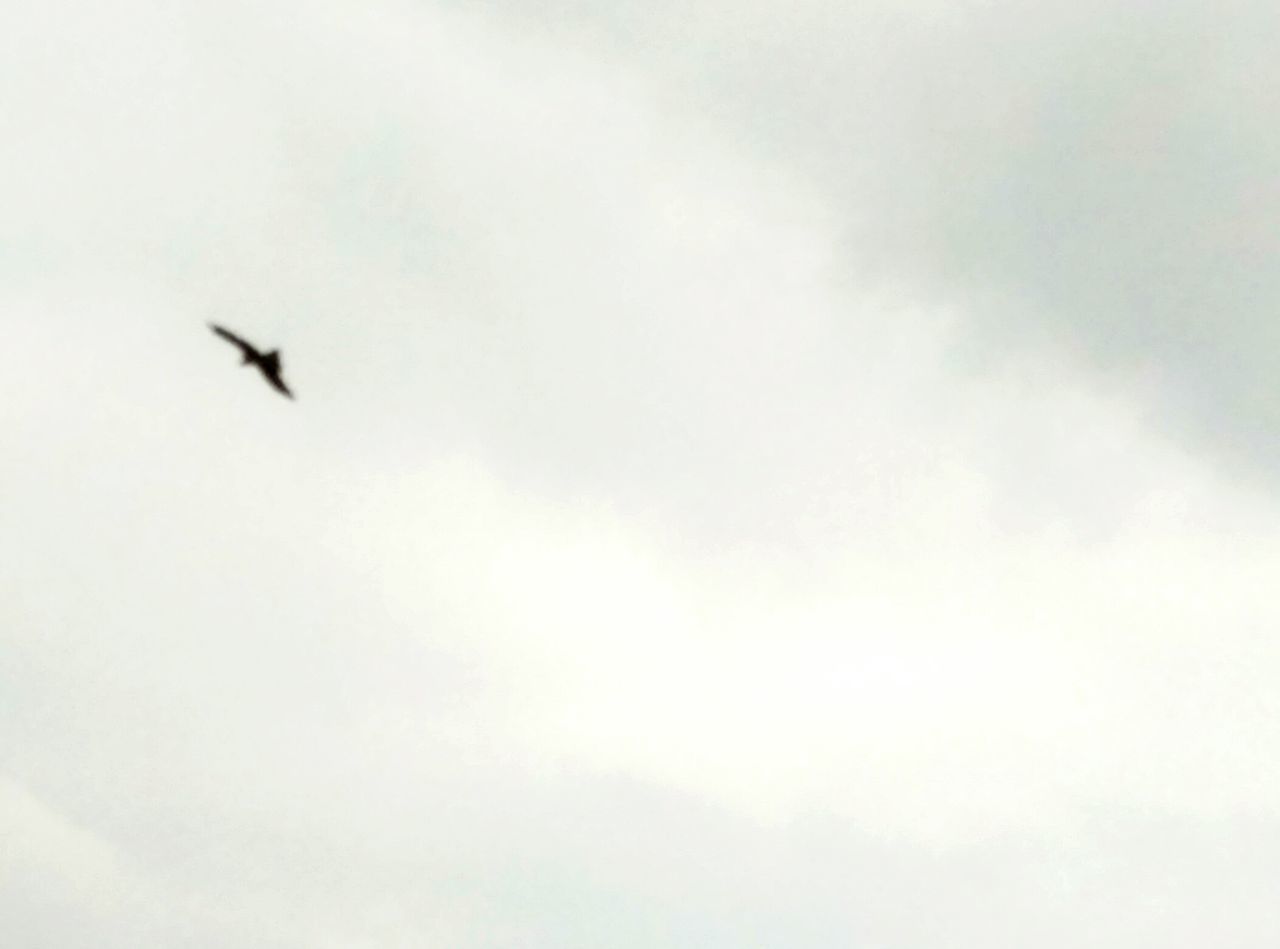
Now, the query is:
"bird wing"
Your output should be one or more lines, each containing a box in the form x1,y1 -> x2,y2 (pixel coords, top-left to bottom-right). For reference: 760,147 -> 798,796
263,370 -> 295,399
209,323 -> 258,358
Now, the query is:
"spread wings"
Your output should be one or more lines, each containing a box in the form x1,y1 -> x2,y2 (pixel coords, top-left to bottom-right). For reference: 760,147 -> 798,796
209,323 -> 295,399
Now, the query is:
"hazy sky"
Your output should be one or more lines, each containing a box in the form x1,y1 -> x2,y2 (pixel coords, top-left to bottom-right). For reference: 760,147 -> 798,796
6,1 -> 1280,945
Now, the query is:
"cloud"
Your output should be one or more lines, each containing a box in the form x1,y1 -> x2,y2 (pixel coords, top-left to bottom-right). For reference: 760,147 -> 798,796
471,0 -> 1280,481
7,0 -> 1280,945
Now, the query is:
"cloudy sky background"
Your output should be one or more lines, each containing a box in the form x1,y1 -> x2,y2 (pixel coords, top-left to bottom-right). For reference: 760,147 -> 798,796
6,0 -> 1280,944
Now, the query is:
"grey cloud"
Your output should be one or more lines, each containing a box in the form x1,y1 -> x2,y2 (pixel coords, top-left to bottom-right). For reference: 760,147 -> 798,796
3,0 -> 1200,541
8,1 -> 1280,945
467,0 -> 1280,482
10,753 -> 1280,947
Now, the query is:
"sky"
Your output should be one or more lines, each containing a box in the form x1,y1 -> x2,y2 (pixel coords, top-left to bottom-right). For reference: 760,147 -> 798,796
5,0 -> 1280,945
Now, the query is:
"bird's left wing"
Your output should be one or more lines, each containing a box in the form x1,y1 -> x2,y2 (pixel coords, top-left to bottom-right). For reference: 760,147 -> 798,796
209,323 -> 256,357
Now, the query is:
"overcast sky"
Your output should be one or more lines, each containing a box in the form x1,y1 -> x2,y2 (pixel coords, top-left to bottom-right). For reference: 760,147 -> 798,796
6,1 -> 1280,945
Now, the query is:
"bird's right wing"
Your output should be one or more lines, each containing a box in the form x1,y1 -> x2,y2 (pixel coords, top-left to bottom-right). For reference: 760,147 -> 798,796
267,374 -> 295,399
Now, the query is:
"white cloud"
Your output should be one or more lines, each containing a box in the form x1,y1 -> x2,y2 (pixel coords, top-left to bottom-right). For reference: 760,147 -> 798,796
7,0 -> 1280,945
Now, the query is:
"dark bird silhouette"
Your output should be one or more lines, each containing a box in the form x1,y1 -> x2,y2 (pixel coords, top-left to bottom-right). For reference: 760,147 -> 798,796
209,324 -> 295,399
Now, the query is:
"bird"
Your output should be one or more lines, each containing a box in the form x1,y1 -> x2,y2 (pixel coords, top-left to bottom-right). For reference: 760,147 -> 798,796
209,323 -> 295,399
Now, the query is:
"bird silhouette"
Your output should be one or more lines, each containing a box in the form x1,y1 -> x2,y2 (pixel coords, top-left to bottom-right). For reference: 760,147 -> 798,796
209,324 -> 295,399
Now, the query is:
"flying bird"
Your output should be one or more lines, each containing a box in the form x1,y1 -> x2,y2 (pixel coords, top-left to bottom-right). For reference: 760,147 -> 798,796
209,323 -> 295,399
